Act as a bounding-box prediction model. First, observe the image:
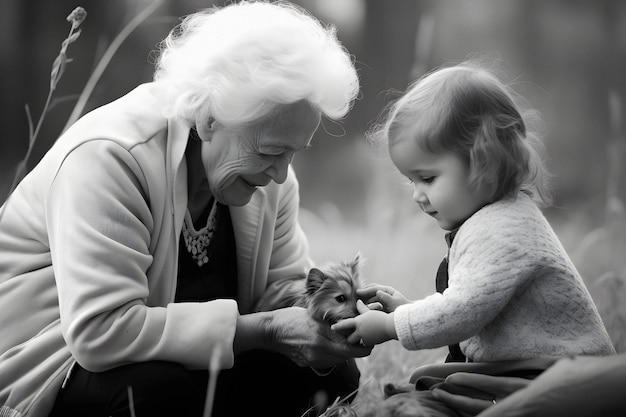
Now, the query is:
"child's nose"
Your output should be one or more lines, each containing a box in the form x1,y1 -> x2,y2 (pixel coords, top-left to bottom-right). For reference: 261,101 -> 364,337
412,184 -> 428,204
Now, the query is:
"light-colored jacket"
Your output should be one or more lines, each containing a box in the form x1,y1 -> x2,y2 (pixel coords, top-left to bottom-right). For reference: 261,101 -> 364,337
0,83 -> 311,417
394,193 -> 616,361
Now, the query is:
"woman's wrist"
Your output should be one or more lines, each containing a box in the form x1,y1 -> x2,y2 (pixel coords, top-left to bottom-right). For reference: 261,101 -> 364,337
234,311 -> 277,354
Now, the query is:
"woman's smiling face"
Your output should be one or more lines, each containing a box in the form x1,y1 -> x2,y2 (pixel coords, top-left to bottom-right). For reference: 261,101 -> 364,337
198,100 -> 321,206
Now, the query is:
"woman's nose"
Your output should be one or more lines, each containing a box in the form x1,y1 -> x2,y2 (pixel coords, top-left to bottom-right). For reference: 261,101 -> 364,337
268,154 -> 293,184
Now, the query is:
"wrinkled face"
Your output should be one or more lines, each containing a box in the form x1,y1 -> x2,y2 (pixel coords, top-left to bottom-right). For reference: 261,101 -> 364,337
198,101 -> 321,206
389,135 -> 490,230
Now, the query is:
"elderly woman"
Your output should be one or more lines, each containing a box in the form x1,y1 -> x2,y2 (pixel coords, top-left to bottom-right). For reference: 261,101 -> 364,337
0,2 -> 369,416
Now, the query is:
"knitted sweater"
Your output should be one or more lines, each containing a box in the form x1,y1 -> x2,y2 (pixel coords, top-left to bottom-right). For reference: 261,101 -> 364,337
394,193 -> 615,361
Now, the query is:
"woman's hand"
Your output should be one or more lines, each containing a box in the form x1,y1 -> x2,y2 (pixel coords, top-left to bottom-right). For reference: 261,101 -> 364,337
272,307 -> 373,368
357,284 -> 412,312
236,307 -> 371,368
331,300 -> 397,347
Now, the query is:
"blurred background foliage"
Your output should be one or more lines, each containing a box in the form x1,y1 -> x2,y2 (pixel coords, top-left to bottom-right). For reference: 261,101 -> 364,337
2,0 -> 625,216
0,0 -> 626,225
1,0 -> 625,351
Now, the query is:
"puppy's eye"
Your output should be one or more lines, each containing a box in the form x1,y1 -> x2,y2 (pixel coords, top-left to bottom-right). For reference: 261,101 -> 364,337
335,295 -> 346,303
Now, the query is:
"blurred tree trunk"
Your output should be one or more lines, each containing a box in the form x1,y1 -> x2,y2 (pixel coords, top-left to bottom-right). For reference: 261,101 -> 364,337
600,1 -> 626,203
353,0 -> 423,133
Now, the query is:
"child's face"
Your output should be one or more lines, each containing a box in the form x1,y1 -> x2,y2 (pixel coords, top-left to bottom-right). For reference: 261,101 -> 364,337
389,136 -> 490,230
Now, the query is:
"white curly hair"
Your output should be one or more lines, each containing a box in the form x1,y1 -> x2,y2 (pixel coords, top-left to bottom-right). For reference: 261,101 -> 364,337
153,0 -> 359,130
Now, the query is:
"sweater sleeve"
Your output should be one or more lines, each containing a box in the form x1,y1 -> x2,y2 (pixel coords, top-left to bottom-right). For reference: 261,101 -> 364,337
46,140 -> 237,372
394,197 -> 538,351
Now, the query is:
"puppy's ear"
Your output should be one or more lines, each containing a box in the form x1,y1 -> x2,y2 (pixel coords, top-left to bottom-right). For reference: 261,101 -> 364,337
306,268 -> 326,295
350,252 -> 365,281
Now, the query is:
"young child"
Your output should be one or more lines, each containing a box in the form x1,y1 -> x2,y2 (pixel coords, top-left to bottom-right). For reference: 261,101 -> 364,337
332,61 -> 615,362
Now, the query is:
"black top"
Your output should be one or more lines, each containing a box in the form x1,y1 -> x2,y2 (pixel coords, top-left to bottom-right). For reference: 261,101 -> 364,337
175,202 -> 238,303
435,229 -> 467,363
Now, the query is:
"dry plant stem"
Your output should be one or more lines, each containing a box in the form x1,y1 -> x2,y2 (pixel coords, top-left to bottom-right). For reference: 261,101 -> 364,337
0,8 -> 84,221
127,386 -> 137,417
202,370 -> 219,417
10,21 -> 80,195
315,382 -> 364,417
202,345 -> 223,417
62,0 -> 165,133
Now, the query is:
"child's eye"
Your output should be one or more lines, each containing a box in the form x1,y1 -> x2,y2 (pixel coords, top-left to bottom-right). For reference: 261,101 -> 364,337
420,176 -> 435,184
335,295 -> 346,303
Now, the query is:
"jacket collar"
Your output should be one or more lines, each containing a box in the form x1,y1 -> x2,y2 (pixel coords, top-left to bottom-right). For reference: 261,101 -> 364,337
167,118 -> 190,235
166,117 -> 267,311
229,192 -> 266,312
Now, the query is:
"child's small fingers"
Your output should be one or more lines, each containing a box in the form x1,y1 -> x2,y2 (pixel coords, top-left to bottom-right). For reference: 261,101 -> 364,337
376,285 -> 396,294
367,302 -> 383,310
376,290 -> 393,303
356,299 -> 370,314
357,286 -> 382,298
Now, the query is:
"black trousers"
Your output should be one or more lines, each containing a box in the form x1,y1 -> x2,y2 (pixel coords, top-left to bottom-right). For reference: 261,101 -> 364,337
49,350 -> 360,417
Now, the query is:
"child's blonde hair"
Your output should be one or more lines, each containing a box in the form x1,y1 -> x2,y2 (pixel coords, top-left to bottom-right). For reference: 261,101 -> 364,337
370,60 -> 552,205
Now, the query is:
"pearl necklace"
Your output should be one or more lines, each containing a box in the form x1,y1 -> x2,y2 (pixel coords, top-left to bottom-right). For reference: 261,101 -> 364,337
182,199 -> 218,267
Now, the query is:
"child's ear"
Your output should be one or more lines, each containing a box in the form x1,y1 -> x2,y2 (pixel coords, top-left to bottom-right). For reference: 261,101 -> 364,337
306,268 -> 326,295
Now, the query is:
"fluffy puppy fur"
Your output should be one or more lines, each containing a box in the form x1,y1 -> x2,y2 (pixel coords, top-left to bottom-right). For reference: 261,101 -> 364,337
254,253 -> 364,324
301,253 -> 363,324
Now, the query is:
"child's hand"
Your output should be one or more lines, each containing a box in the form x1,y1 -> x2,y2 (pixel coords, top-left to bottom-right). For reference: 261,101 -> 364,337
357,284 -> 411,312
331,300 -> 397,347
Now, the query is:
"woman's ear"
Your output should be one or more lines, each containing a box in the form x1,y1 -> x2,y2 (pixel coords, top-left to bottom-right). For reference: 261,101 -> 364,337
195,118 -> 216,142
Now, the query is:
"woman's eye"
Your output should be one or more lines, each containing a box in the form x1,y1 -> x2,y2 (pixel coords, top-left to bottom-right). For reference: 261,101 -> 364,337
258,151 -> 285,160
335,295 -> 346,303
